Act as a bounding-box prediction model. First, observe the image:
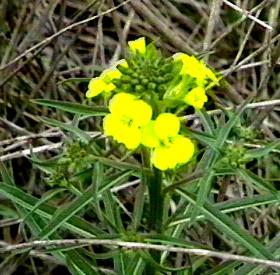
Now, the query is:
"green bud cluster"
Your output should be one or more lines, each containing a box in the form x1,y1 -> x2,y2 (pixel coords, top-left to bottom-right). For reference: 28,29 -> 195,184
221,144 -> 248,168
233,125 -> 258,141
113,50 -> 175,98
47,142 -> 93,188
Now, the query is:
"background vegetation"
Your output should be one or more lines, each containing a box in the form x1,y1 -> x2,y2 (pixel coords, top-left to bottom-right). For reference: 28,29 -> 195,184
0,0 -> 279,274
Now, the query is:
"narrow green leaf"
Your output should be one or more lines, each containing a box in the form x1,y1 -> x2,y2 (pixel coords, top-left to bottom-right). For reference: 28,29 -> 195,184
238,168 -> 277,193
168,192 -> 280,227
0,182 -> 104,237
32,99 -> 108,116
178,189 -> 274,259
191,103 -> 249,221
40,117 -> 91,142
66,250 -> 99,275
244,140 -> 280,159
38,185 -> 97,239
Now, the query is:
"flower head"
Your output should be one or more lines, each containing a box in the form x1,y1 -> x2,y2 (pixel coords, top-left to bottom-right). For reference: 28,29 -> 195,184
86,66 -> 122,98
173,53 -> 218,85
141,113 -> 195,170
103,93 -> 152,149
184,86 -> 208,109
128,37 -> 146,54
151,135 -> 195,170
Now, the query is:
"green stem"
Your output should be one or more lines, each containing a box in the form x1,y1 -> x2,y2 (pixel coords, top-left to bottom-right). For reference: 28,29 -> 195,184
142,148 -> 164,274
148,167 -> 163,233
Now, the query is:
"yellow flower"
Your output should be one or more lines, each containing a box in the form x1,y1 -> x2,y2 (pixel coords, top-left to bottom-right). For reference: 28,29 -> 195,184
141,113 -> 194,170
184,86 -> 208,109
128,37 -> 146,54
173,53 -> 218,85
103,93 -> 152,149
141,113 -> 180,148
154,113 -> 180,140
141,121 -> 160,148
151,135 -> 195,170
86,66 -> 122,98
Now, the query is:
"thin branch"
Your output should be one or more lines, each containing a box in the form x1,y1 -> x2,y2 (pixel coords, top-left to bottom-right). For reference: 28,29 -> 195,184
0,132 -> 101,162
0,0 -> 132,72
0,143 -> 63,162
222,0 -> 273,31
1,239 -> 280,269
183,99 -> 280,120
0,130 -> 62,147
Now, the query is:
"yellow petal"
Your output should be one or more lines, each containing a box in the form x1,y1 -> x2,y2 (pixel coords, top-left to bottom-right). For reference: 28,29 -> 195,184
174,53 -> 217,84
151,147 -> 177,170
121,126 -> 142,149
141,121 -> 160,148
171,136 -> 195,164
103,115 -> 141,149
86,78 -> 106,98
103,114 -> 122,138
128,37 -> 146,54
184,86 -> 208,109
103,83 -> 116,93
101,67 -> 121,83
116,59 -> 129,68
109,93 -> 136,115
129,100 -> 152,127
154,113 -> 180,139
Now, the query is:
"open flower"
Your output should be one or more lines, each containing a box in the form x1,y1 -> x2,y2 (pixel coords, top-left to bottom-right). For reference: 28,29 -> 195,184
103,93 -> 152,149
141,113 -> 195,170
128,37 -> 146,54
184,86 -> 208,109
86,66 -> 122,98
173,53 -> 218,86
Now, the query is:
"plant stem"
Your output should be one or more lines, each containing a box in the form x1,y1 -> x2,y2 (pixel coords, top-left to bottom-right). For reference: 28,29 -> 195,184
142,148 -> 164,273
148,167 -> 163,233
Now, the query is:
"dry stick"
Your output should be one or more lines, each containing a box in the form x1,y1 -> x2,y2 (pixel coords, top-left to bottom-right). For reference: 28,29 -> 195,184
0,0 -> 132,72
0,132 -> 101,162
222,0 -> 273,31
1,239 -> 280,269
161,0 -> 195,30
0,143 -> 63,162
210,0 -> 273,50
130,0 -> 196,54
222,33 -> 280,76
108,0 -> 127,59
231,9 -> 262,67
110,9 -> 135,65
182,99 -> 280,121
203,0 -> 223,62
0,130 -> 62,147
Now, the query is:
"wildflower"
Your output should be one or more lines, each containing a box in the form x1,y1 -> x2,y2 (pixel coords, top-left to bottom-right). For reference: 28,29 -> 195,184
173,53 -> 218,85
141,113 -> 195,170
128,37 -> 146,54
184,86 -> 208,109
86,66 -> 122,98
103,93 -> 152,149
151,135 -> 195,170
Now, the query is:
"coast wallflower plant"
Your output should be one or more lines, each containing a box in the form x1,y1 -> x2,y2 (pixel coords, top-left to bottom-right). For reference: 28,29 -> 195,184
86,37 -> 218,170
103,93 -> 152,149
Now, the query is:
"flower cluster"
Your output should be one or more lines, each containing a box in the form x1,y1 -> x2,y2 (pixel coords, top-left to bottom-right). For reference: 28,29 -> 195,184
86,37 -> 219,170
